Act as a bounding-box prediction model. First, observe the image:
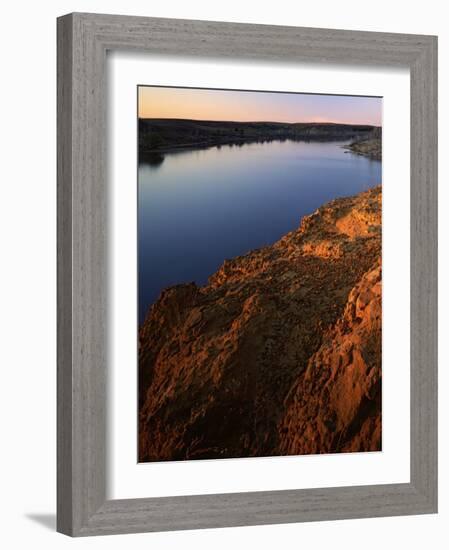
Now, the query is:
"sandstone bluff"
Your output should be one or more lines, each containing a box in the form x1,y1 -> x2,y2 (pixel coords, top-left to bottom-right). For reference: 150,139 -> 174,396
139,185 -> 382,461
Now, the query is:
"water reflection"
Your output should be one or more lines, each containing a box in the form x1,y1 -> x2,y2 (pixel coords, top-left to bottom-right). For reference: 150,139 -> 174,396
139,152 -> 165,169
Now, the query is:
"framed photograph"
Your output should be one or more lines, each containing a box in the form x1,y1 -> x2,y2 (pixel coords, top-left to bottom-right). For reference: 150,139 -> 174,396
57,13 -> 437,536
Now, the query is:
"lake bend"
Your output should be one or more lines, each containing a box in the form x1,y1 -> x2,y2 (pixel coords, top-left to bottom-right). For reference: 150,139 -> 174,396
138,139 -> 381,324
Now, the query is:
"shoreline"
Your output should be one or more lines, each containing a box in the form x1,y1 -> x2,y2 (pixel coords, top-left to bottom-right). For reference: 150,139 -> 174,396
139,182 -> 381,326
140,136 -> 361,157
342,129 -> 382,161
139,118 -> 380,155
139,185 -> 382,461
342,144 -> 382,161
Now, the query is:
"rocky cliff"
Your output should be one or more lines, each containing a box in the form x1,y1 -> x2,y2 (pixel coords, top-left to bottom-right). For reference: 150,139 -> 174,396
139,185 -> 382,461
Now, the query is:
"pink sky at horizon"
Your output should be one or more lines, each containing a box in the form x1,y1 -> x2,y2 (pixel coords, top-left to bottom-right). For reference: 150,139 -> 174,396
138,86 -> 382,126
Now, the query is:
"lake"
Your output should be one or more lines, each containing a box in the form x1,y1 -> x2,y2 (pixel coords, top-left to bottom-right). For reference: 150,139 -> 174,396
138,140 -> 381,323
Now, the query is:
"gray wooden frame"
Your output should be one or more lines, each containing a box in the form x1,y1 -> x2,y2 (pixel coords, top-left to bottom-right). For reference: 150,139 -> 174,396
57,12 -> 438,537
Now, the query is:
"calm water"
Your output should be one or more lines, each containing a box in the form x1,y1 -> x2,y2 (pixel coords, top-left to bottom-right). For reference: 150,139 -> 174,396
138,140 -> 381,323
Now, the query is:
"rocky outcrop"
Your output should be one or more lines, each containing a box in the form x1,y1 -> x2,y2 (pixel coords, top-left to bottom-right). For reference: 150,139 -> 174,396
345,127 -> 382,160
139,186 -> 382,461
279,262 -> 381,455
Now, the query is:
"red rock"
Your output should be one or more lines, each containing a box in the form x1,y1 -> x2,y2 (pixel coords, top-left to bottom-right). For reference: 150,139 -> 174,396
139,186 -> 382,461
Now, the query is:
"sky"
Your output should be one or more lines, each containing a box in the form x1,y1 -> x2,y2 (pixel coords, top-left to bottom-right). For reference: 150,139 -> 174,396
138,86 -> 382,126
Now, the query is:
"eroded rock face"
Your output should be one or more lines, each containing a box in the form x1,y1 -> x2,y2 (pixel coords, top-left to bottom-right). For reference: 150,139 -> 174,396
279,262 -> 381,455
139,186 -> 382,461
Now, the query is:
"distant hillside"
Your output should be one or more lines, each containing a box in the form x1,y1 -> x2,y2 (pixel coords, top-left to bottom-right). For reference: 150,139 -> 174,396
139,118 -> 379,153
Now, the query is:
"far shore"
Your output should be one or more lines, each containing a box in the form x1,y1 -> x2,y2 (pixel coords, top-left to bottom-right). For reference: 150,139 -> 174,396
139,118 -> 380,157
139,135 -> 361,158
